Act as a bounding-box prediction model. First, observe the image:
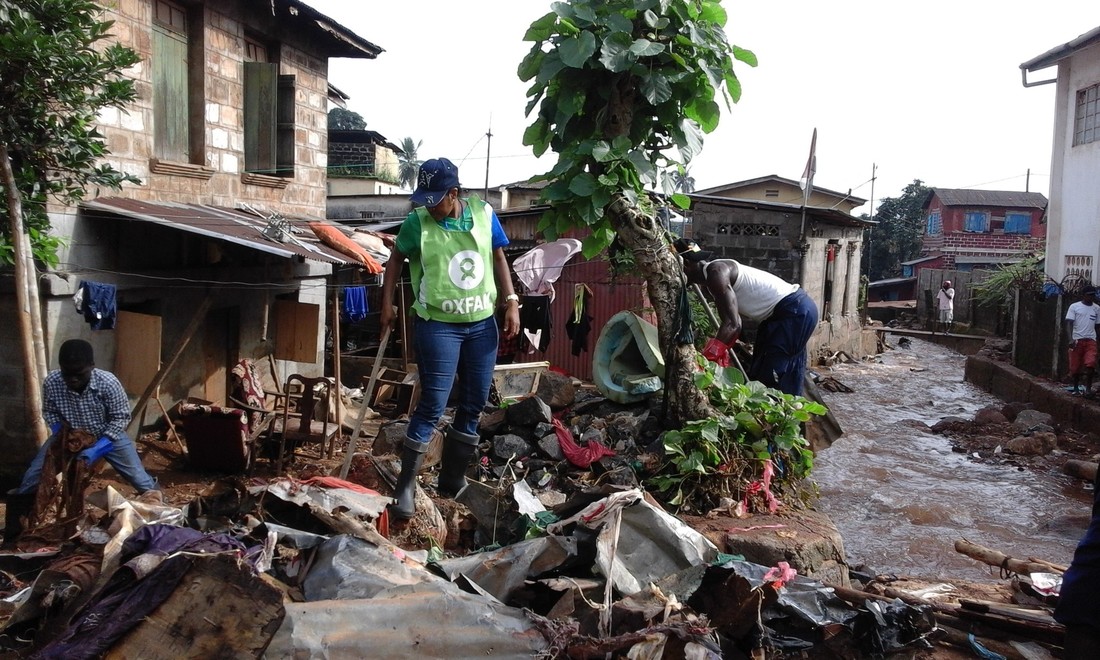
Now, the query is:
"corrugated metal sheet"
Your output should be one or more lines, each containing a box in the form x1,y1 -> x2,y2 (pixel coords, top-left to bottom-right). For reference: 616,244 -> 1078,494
513,257 -> 650,382
82,197 -> 353,264
931,188 -> 1048,209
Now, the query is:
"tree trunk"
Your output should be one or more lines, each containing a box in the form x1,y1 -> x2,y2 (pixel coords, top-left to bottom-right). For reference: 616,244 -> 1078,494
21,228 -> 48,392
605,195 -> 712,425
0,144 -> 49,446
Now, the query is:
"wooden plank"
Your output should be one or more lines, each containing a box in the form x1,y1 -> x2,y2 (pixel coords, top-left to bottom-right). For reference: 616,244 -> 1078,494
127,296 -> 212,436
106,554 -> 284,659
273,300 -> 320,363
115,311 -> 162,398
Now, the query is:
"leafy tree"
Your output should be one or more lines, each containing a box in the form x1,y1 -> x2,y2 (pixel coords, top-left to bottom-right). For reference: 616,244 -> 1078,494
520,0 -> 755,423
327,107 -> 367,131
0,0 -> 140,442
396,137 -> 422,190
865,179 -> 931,281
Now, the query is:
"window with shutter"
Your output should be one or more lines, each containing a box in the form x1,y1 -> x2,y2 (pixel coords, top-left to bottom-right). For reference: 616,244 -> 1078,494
153,0 -> 189,162
1004,211 -> 1031,234
243,55 -> 295,178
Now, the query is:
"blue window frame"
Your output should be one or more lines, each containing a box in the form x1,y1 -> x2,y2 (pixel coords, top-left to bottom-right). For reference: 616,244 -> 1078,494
926,211 -> 942,235
902,264 -> 914,277
964,211 -> 989,232
1005,211 -> 1031,234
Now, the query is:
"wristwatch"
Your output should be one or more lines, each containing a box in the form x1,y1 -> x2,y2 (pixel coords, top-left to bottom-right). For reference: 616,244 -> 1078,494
504,293 -> 520,305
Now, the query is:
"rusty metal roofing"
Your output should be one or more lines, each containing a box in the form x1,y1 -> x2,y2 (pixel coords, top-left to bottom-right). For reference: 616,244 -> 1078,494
928,188 -> 1048,209
81,197 -> 354,265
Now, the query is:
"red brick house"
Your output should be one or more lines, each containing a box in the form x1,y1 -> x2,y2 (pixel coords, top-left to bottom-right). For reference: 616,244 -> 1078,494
920,188 -> 1047,272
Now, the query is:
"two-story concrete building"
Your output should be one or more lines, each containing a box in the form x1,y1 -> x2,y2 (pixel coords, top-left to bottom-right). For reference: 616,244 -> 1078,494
0,0 -> 382,473
1021,26 -> 1100,285
918,188 -> 1048,272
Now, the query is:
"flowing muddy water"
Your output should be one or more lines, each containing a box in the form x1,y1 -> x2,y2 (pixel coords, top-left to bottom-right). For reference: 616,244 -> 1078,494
812,336 -> 1092,582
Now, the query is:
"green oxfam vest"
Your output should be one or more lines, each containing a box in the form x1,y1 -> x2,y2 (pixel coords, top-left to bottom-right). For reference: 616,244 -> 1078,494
409,195 -> 497,323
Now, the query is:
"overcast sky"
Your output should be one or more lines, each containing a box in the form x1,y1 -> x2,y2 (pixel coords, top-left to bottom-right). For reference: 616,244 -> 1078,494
303,0 -> 1100,216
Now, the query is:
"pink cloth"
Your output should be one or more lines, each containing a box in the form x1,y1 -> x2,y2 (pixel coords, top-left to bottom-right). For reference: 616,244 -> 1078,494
552,417 -> 615,468
513,238 -> 583,301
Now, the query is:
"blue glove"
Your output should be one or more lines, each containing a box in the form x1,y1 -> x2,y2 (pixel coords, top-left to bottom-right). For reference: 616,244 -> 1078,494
79,437 -> 113,464
49,422 -> 63,437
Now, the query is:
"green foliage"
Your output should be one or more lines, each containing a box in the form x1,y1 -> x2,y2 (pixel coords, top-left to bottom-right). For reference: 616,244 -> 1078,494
646,358 -> 826,513
0,0 -> 141,265
396,137 -> 423,190
971,252 -> 1046,309
520,0 -> 754,257
865,179 -> 931,281
328,108 -> 367,131
327,165 -> 400,185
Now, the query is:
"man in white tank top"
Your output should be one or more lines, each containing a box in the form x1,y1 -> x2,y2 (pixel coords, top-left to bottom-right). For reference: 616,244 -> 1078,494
674,239 -> 819,396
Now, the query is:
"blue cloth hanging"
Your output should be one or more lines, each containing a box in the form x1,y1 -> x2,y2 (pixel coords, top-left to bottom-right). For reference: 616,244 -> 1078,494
79,281 -> 117,330
342,286 -> 368,322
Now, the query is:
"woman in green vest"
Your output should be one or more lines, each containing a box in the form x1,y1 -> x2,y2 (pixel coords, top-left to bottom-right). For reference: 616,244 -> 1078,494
380,158 -> 521,519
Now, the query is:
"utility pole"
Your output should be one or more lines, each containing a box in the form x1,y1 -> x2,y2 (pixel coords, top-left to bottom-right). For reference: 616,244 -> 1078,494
1026,168 -> 1030,192
865,163 -> 876,279
483,122 -> 493,201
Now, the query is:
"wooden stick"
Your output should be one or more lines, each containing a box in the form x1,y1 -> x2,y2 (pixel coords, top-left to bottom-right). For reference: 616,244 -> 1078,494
338,326 -> 390,481
155,396 -> 187,456
1026,557 -> 1069,573
954,539 -> 1057,576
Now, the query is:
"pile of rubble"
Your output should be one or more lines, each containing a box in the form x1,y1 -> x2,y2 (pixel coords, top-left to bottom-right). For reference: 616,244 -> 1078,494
0,374 -> 954,657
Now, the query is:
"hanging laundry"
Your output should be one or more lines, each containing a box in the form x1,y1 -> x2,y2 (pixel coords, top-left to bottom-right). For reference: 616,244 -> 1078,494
76,281 -> 117,330
566,283 -> 593,357
520,294 -> 552,352
342,286 -> 368,323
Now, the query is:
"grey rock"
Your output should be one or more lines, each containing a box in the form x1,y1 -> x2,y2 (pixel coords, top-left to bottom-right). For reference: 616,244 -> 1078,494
537,434 -> 565,461
505,396 -> 553,426
536,371 -> 576,410
491,433 -> 533,462
1005,432 -> 1058,456
1013,409 -> 1054,432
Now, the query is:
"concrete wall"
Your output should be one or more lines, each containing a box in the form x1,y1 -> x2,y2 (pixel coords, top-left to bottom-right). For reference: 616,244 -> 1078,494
1046,41 -> 1100,283
692,201 -> 869,358
965,354 -> 1100,435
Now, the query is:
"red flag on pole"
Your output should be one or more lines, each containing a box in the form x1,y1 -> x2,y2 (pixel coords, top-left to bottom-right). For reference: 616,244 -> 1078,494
799,128 -> 817,207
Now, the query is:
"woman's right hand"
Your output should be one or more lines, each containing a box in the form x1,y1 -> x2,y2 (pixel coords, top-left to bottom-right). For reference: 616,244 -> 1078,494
380,304 -> 396,332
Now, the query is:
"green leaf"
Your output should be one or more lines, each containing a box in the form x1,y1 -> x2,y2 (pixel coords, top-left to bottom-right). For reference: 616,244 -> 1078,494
629,38 -> 665,57
604,13 -> 634,34
523,11 -> 559,42
517,47 -> 544,82
732,46 -> 758,67
559,31 -> 597,68
685,98 -> 720,133
568,172 -> 598,197
670,193 -> 691,210
640,71 -> 672,105
699,1 -> 728,25
599,32 -> 635,72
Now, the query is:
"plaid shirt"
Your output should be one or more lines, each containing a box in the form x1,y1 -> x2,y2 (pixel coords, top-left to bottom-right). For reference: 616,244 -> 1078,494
42,368 -> 131,441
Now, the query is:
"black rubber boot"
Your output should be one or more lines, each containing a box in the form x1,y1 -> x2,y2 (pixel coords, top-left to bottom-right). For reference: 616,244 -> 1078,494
388,439 -> 426,520
3,493 -> 35,547
437,426 -> 480,498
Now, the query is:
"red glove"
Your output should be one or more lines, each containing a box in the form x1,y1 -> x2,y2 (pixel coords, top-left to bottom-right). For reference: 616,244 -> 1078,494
702,337 -> 732,367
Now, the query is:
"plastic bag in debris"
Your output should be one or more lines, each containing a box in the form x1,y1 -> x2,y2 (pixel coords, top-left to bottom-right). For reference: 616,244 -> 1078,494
714,559 -> 934,655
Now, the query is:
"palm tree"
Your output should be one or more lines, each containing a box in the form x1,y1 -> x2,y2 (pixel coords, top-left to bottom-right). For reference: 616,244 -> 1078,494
396,137 -> 423,190
673,169 -> 695,194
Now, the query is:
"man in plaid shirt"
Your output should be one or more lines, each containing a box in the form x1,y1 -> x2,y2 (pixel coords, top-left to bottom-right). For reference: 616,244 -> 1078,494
12,339 -> 158,497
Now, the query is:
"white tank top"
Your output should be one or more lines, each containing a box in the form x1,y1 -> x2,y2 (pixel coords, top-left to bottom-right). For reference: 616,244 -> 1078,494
707,260 -> 799,321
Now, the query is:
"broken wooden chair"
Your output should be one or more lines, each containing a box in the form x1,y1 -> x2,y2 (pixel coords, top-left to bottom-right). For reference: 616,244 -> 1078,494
178,359 -> 278,473
272,374 -> 340,473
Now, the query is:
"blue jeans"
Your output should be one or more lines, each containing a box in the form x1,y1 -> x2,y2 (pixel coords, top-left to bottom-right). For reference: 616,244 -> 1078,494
407,316 -> 499,445
16,431 -> 158,494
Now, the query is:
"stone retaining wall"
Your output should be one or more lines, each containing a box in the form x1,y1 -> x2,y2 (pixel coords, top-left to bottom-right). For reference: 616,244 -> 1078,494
965,354 -> 1100,433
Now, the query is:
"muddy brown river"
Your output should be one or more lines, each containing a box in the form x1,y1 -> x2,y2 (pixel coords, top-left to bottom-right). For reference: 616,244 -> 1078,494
812,336 -> 1092,582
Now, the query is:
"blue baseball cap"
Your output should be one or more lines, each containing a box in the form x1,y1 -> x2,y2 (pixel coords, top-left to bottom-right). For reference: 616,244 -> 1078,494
410,158 -> 460,207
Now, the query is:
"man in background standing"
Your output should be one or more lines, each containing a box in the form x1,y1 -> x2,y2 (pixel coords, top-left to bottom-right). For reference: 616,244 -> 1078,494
1064,286 -> 1100,397
936,280 -> 955,335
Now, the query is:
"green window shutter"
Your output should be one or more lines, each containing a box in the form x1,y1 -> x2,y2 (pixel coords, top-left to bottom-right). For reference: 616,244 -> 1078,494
153,26 -> 189,162
244,62 -> 278,174
276,75 -> 296,177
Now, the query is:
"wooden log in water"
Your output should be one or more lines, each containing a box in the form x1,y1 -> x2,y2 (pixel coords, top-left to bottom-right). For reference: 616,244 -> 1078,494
1062,459 -> 1098,483
954,539 -> 1059,575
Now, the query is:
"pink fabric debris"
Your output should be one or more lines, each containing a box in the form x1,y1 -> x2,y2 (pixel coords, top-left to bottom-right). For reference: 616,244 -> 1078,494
743,459 -> 780,513
552,418 -> 615,469
763,561 -> 797,589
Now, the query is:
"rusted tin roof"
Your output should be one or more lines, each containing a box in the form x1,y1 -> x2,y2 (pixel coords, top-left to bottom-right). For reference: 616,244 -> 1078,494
81,197 -> 354,265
